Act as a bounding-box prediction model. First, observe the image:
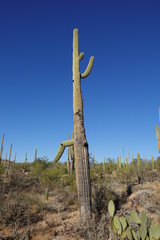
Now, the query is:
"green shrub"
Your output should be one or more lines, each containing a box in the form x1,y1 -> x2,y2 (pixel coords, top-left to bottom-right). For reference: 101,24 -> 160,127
40,162 -> 67,185
31,158 -> 48,177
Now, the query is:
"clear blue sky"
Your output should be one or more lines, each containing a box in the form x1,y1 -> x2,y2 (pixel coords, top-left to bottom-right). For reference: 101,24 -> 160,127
0,0 -> 160,163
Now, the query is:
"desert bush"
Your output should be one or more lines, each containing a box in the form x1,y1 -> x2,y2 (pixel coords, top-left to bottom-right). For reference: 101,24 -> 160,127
10,162 -> 31,172
31,158 -> 48,177
78,214 -> 109,240
91,179 -> 122,220
0,191 -> 43,228
40,162 -> 67,187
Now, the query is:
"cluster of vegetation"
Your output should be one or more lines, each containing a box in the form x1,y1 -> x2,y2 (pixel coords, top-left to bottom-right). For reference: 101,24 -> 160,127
0,151 -> 160,239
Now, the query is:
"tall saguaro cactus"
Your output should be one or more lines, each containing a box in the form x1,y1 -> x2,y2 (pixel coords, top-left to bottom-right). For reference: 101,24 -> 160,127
73,28 -> 94,219
53,28 -> 94,219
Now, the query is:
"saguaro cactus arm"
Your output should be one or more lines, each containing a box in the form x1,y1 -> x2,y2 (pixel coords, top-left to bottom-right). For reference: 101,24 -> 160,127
81,56 -> 94,78
54,139 -> 74,163
79,52 -> 84,61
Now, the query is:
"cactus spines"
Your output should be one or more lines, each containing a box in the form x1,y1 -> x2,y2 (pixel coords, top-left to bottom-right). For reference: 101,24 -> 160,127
0,133 -> 4,163
8,144 -> 12,168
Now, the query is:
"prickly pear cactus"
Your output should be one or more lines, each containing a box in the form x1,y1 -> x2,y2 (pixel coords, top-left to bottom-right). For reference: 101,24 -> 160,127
107,200 -> 160,240
108,200 -> 115,217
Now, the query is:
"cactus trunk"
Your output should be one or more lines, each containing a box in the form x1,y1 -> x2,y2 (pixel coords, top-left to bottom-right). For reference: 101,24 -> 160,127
73,28 -> 94,219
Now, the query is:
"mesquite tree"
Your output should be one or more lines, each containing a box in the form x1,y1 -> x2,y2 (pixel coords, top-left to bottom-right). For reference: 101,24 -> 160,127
54,28 -> 94,219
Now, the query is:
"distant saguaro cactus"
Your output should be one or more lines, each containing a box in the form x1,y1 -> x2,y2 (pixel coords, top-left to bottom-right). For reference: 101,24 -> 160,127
4,153 -> 7,167
14,152 -> 17,164
34,148 -> 37,162
131,154 -> 134,167
137,152 -> 142,184
25,152 -> 27,163
116,157 -> 119,172
128,153 -> 130,169
123,147 -> 125,169
118,155 -> 121,169
152,156 -> 155,170
8,144 -> 12,168
103,157 -> 106,173
0,133 -> 4,163
53,28 -> 94,219
156,107 -> 160,154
